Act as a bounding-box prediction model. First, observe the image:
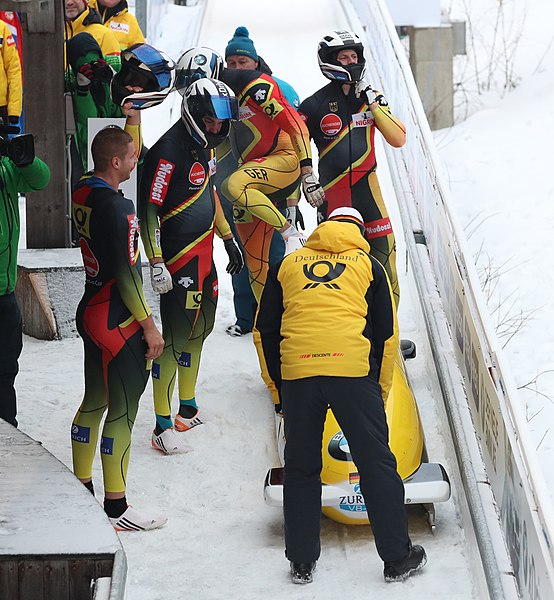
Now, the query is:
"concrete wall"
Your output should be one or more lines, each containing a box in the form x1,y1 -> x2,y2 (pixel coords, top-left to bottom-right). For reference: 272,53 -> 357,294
16,249 -> 161,340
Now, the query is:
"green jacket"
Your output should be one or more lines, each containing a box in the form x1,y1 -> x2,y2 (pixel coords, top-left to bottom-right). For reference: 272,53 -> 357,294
0,156 -> 51,295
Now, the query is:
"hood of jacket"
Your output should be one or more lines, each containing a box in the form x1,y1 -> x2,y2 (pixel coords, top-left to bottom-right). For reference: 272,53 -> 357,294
304,220 -> 370,255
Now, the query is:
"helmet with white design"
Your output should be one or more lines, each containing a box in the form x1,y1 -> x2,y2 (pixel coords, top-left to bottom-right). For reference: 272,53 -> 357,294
175,47 -> 224,96
111,43 -> 175,109
181,78 -> 238,148
317,30 -> 366,83
328,206 -> 365,234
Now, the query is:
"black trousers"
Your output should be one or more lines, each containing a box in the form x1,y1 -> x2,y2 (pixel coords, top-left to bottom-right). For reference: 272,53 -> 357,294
0,293 -> 23,427
282,376 -> 410,564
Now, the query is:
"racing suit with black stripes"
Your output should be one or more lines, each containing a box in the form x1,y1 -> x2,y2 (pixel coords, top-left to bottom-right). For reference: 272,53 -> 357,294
299,82 -> 406,307
71,175 -> 152,493
139,120 -> 232,425
220,67 -> 312,302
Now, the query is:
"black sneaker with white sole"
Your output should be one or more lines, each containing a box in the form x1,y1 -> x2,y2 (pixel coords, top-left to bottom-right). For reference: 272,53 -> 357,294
384,544 -> 427,582
290,561 -> 316,584
225,323 -> 252,337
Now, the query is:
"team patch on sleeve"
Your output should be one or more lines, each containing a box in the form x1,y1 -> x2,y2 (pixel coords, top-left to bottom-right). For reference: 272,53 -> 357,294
352,111 -> 374,127
249,82 -> 271,105
149,158 -> 175,205
261,98 -> 284,119
72,203 -> 93,238
127,214 -> 140,264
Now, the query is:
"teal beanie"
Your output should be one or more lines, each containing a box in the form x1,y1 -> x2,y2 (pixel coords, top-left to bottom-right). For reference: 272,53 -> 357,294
225,26 -> 258,60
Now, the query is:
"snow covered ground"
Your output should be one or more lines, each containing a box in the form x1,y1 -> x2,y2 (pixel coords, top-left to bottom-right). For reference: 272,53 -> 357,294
14,0 -> 554,598
439,0 -> 554,491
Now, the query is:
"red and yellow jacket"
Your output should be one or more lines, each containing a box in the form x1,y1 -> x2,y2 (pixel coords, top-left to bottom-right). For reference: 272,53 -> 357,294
222,68 -> 312,167
0,19 -> 22,117
255,220 -> 399,401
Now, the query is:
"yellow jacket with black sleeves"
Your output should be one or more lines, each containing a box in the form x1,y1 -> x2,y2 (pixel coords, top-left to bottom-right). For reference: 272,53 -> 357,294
255,220 -> 399,401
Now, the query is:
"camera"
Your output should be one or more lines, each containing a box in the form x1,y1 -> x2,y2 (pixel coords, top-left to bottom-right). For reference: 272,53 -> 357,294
0,122 -> 35,167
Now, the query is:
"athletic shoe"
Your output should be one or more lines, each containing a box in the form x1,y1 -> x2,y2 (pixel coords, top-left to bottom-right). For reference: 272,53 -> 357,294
225,323 -> 252,337
109,506 -> 167,532
384,544 -> 427,582
290,561 -> 316,584
174,410 -> 203,432
283,233 -> 306,256
151,428 -> 191,455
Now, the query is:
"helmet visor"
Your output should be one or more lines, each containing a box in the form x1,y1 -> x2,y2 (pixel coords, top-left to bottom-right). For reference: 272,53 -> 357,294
125,44 -> 173,89
211,96 -> 239,121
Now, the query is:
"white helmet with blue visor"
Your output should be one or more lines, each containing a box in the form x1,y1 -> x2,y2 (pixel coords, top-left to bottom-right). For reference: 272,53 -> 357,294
181,78 -> 238,148
175,47 -> 224,96
111,43 -> 175,110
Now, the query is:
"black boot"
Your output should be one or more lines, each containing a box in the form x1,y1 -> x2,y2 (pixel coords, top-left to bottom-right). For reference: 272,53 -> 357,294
384,545 -> 427,582
290,561 -> 316,584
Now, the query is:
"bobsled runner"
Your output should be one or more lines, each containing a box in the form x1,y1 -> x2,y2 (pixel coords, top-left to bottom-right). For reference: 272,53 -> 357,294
263,348 -> 451,530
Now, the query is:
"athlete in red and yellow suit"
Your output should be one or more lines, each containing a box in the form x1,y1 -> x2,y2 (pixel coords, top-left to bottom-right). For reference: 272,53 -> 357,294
299,83 -> 405,307
139,119 -> 232,430
71,175 -> 152,494
221,68 -> 312,302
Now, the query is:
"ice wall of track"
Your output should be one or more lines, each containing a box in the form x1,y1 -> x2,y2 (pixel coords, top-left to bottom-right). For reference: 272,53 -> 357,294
344,1 -> 554,599
145,0 -> 170,42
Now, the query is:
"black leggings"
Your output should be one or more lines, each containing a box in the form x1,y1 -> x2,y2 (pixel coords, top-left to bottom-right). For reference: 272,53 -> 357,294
282,375 -> 410,563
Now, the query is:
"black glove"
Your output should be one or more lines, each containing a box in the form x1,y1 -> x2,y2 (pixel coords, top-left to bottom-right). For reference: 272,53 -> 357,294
76,59 -> 113,91
284,205 -> 304,230
224,238 -> 244,275
92,58 -> 114,84
76,62 -> 95,91
8,115 -> 19,125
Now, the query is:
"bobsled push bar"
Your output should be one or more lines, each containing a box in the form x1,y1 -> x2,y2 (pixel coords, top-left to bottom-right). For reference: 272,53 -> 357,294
263,462 -> 451,507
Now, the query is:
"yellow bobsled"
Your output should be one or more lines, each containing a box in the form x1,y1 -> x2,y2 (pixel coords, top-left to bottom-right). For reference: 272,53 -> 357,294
264,350 -> 451,529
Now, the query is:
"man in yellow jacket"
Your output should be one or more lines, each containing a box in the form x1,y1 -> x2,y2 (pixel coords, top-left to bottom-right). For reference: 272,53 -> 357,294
255,207 -> 426,585
64,0 -> 120,71
0,19 -> 22,125
88,0 -> 145,50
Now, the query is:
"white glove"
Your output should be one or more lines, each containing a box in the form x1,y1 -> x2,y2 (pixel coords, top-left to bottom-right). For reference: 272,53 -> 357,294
354,79 -> 377,104
150,262 -> 173,294
301,172 -> 325,208
284,205 -> 296,227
